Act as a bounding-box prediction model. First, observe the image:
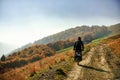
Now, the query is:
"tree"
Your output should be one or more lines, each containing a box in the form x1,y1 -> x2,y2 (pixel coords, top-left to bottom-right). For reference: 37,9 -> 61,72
1,54 -> 6,61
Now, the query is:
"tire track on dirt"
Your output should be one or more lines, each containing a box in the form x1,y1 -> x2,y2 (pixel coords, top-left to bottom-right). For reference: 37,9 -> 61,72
98,45 -> 114,78
65,47 -> 95,80
78,45 -> 114,80
65,44 -> 115,80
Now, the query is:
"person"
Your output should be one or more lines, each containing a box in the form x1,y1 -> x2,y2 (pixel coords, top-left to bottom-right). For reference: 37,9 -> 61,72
73,37 -> 84,64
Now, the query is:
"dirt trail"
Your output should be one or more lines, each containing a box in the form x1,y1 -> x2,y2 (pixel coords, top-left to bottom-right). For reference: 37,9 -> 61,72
65,47 -> 95,80
65,45 -> 114,80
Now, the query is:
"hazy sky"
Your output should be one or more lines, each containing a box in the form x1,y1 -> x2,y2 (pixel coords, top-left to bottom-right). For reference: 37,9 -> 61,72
0,0 -> 120,47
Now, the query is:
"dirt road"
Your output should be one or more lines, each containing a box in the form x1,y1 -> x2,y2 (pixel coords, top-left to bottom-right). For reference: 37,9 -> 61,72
65,44 -> 119,80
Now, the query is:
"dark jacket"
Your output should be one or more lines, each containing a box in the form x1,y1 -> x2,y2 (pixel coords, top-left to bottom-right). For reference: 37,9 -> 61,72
74,40 -> 84,51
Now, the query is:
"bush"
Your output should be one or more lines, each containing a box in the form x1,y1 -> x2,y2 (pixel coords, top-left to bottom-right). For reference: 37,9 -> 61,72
56,68 -> 66,76
4,59 -> 28,68
1,54 -> 6,61
29,56 -> 41,63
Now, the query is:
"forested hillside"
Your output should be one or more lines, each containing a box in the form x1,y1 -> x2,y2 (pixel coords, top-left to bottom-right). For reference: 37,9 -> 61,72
34,25 -> 110,44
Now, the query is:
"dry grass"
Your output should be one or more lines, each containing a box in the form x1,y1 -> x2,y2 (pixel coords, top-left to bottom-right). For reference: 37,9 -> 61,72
0,49 -> 74,80
101,34 -> 120,56
108,38 -> 120,55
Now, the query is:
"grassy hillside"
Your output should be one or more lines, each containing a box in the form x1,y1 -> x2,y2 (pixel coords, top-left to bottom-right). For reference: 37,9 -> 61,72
0,34 -> 119,80
101,34 -> 120,56
33,34 -> 120,80
0,23 -> 119,80
0,45 -> 75,80
0,44 -> 55,74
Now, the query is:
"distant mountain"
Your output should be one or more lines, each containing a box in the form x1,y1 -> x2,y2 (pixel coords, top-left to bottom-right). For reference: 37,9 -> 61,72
108,23 -> 120,34
11,43 -> 32,53
34,23 -> 120,45
34,25 -> 110,44
0,42 -> 16,57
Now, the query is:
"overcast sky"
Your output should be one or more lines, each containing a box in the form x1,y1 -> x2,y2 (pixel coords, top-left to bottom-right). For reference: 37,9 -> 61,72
0,0 -> 120,47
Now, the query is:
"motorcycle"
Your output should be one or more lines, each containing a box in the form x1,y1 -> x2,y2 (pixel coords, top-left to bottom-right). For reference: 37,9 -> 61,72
74,51 -> 82,65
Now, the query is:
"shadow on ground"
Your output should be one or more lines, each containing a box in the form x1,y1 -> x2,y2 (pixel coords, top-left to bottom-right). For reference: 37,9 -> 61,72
78,64 -> 110,73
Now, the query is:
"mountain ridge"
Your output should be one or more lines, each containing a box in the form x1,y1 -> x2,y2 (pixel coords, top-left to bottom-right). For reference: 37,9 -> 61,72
10,23 -> 120,54
34,25 -> 110,44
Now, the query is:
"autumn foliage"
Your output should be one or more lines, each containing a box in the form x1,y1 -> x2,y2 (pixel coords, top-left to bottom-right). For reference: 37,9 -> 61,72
0,44 -> 55,75
101,34 -> 120,56
0,48 -> 74,80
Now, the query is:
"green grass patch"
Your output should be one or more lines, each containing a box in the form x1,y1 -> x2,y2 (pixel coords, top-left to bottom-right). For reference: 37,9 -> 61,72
92,37 -> 105,44
56,46 -> 73,53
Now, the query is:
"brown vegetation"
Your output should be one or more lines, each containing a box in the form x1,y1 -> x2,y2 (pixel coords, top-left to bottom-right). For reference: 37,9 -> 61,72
0,46 -> 74,80
0,44 -> 55,75
101,34 -> 120,56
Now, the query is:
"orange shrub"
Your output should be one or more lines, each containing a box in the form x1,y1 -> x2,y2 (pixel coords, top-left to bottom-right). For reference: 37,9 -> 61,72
0,47 -> 74,80
101,34 -> 120,56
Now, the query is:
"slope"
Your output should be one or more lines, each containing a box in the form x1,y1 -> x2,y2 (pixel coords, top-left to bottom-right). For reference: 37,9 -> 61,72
108,23 -> 120,34
0,24 -> 119,80
65,45 -> 116,80
65,34 -> 120,80
36,34 -> 120,80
